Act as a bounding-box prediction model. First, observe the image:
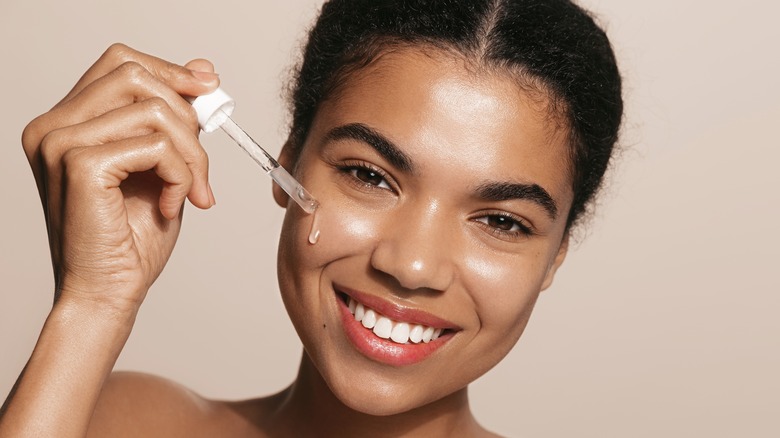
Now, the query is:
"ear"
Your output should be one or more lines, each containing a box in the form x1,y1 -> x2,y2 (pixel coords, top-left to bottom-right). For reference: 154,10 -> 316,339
540,232 -> 569,291
272,139 -> 296,209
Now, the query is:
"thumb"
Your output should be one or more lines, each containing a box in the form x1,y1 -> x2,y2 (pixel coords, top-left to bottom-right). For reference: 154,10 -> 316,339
185,59 -> 216,74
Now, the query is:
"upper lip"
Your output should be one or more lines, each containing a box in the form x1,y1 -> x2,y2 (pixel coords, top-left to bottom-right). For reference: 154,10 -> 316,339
334,283 -> 461,331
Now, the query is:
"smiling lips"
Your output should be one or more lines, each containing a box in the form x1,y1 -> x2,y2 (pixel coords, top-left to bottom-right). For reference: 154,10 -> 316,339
348,297 -> 443,344
335,286 -> 458,366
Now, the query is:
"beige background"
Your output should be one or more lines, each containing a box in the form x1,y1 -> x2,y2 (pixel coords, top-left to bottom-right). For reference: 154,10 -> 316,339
1,1 -> 778,436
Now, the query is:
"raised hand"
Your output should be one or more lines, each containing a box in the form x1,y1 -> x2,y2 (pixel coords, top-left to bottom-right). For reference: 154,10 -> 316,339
1,44 -> 220,437
21,43 -> 219,311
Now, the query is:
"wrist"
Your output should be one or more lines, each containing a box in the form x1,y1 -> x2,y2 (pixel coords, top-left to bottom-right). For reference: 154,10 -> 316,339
0,286 -> 143,437
52,288 -> 142,333
55,275 -> 148,319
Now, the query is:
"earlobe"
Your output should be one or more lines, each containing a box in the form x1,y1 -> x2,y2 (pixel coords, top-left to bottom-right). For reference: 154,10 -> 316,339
273,140 -> 295,208
540,232 -> 569,291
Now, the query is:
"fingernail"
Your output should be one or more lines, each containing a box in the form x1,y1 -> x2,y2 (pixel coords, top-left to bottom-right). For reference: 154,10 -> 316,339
191,70 -> 219,83
208,183 -> 216,207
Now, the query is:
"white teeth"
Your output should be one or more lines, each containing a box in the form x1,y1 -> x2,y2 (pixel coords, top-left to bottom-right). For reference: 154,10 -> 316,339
354,303 -> 365,321
422,326 -> 434,343
409,324 -> 424,343
346,297 -> 446,345
361,309 -> 377,329
390,322 -> 411,344
373,317 -> 393,339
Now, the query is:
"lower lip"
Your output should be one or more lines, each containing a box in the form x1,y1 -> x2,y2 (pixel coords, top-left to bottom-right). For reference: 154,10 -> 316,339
337,296 -> 452,366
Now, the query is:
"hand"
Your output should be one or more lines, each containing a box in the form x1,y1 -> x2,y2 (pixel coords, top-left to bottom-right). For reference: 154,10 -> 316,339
21,43 -> 219,313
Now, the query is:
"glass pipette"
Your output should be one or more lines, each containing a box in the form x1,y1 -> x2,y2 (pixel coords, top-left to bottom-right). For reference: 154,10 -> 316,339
192,88 -> 318,214
216,110 -> 318,214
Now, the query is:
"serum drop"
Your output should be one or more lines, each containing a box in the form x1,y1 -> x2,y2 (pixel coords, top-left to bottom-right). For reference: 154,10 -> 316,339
308,208 -> 321,245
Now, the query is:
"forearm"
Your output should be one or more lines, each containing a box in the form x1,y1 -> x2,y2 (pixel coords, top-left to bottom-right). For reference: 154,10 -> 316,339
0,296 -> 137,437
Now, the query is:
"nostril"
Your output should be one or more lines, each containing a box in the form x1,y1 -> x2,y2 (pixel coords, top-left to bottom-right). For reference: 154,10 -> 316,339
369,241 -> 455,293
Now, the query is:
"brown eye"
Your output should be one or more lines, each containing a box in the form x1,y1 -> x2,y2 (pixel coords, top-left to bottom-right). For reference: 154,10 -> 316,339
354,168 -> 384,185
475,213 -> 533,238
347,165 -> 391,189
486,215 -> 516,231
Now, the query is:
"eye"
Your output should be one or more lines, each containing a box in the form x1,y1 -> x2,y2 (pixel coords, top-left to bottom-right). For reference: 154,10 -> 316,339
475,213 -> 533,238
340,162 -> 393,190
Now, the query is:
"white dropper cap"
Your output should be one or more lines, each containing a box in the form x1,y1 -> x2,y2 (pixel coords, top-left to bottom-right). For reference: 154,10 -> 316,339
191,85 -> 320,214
191,88 -> 235,133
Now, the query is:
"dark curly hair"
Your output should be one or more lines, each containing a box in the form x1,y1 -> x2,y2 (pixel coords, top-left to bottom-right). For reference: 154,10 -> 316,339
287,0 -> 623,229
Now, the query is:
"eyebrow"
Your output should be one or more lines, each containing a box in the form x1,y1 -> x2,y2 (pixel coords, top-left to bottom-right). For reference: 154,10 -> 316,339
325,122 -> 558,220
324,123 -> 414,173
476,182 -> 559,220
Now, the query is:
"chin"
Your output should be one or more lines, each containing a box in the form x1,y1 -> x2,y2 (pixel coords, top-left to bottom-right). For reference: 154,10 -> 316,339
318,359 -> 461,417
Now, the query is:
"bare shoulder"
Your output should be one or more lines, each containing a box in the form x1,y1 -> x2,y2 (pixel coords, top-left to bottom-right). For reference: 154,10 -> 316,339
87,371 -> 259,437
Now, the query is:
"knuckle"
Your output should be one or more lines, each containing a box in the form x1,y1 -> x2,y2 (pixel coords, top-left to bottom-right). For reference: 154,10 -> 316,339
104,43 -> 133,63
39,129 -> 67,168
149,132 -> 173,153
61,146 -> 95,175
117,61 -> 149,83
159,60 -> 193,86
144,96 -> 171,122
21,116 -> 44,152
150,134 -> 192,184
182,104 -> 200,132
193,144 -> 208,164
162,62 -> 182,80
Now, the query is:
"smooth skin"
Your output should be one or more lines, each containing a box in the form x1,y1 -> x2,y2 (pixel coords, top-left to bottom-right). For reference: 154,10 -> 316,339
0,44 -> 571,437
0,44 -> 225,437
268,49 -> 571,436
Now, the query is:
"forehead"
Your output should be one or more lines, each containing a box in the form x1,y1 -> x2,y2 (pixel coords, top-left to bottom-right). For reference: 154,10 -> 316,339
311,48 -> 574,206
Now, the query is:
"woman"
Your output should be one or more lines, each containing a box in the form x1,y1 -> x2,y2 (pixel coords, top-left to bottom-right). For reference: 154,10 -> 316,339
0,0 -> 622,436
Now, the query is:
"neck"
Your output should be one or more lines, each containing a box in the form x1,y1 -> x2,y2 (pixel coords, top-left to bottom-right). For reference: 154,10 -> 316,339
268,352 -> 481,437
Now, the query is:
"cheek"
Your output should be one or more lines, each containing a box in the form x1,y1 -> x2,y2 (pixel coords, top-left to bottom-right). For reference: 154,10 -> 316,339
462,251 -> 548,341
277,198 -> 385,348
279,197 -> 382,277
312,201 -> 381,265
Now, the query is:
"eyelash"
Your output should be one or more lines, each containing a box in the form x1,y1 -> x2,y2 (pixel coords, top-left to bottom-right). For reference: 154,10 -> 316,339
474,212 -> 534,239
336,161 -> 534,240
337,161 -> 394,192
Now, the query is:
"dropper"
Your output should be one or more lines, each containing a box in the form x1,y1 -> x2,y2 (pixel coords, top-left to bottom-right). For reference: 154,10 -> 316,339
192,88 -> 319,214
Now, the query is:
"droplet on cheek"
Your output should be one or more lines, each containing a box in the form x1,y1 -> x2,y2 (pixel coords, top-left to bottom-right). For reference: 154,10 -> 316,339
305,203 -> 378,248
308,207 -> 321,245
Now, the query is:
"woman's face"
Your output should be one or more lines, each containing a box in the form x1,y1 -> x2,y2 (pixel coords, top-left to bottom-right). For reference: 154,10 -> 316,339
275,49 -> 573,415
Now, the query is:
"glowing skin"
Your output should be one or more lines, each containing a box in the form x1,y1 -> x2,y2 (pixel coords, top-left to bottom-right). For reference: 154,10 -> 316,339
273,49 -> 573,421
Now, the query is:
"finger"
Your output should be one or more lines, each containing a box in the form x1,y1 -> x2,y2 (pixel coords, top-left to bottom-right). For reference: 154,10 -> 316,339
62,133 -> 194,220
59,61 -> 201,134
38,97 -> 214,260
23,49 -> 219,206
61,43 -> 219,105
184,58 -> 216,74
24,61 -> 201,176
40,98 -> 212,210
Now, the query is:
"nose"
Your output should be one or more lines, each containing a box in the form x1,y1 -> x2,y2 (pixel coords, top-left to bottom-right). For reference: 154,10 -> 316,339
369,199 -> 456,292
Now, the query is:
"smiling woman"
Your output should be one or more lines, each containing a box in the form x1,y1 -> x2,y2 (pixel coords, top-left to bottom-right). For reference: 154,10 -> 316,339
0,0 -> 621,436
275,49 -> 577,418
